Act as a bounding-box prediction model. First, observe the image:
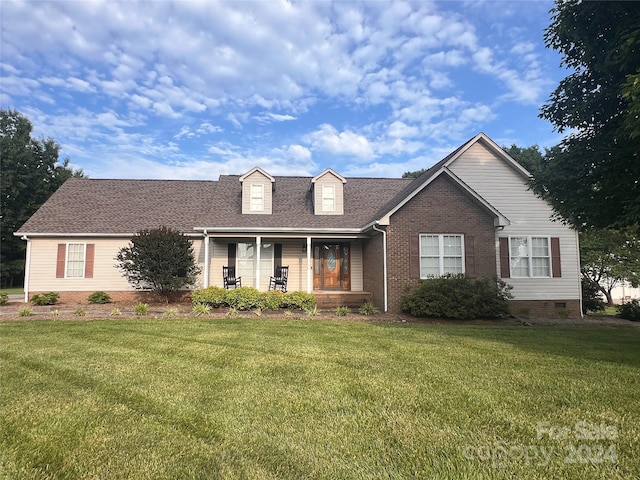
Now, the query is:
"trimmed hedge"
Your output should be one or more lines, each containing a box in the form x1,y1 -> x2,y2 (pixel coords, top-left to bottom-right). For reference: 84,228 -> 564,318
400,274 -> 513,320
191,286 -> 316,311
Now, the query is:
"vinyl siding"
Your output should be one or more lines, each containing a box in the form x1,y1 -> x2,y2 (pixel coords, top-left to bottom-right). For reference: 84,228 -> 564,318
28,237 -> 134,292
314,172 -> 344,215
241,170 -> 273,214
448,142 -> 580,301
29,237 -> 208,293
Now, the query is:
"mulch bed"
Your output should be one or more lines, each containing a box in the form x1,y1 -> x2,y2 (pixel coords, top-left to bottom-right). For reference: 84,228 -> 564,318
0,299 -> 636,326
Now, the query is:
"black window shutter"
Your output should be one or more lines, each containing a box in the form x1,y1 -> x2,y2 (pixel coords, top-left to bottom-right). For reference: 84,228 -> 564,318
274,243 -> 282,272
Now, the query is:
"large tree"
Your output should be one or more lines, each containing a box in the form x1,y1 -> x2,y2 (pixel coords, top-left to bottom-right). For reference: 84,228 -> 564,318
535,0 -> 640,230
115,227 -> 201,302
579,228 -> 640,305
0,109 -> 83,288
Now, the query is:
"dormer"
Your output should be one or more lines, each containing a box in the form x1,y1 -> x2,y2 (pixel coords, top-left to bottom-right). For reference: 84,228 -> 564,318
311,168 -> 346,215
240,167 -> 275,214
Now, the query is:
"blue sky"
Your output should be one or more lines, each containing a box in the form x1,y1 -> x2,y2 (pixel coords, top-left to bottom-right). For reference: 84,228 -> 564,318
1,0 -> 566,180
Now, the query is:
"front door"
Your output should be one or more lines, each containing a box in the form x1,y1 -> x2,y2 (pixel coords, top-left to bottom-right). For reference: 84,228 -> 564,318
313,243 -> 351,290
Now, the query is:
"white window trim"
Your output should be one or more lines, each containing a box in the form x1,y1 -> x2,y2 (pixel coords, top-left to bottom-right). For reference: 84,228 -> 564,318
419,234 -> 465,278
65,242 -> 86,279
250,184 -> 264,212
322,184 -> 335,212
509,236 -> 552,278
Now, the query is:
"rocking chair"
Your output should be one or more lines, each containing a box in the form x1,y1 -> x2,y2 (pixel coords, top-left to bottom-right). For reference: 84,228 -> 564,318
223,266 -> 242,289
269,265 -> 289,292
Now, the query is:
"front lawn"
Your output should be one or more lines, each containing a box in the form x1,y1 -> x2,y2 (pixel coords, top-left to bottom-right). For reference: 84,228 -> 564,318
1,319 -> 638,479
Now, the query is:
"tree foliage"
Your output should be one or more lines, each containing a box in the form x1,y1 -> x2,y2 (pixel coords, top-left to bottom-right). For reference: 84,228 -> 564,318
579,228 -> 640,305
502,144 -> 544,174
534,0 -> 640,230
402,168 -> 427,179
115,227 -> 201,302
0,109 -> 84,288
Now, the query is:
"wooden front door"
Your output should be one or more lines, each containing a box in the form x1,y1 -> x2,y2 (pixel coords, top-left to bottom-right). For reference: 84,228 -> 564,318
313,243 -> 351,290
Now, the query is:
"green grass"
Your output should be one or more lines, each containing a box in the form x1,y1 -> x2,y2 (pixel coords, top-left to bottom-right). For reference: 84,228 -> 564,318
1,319 -> 638,479
588,305 -> 619,316
0,288 -> 23,295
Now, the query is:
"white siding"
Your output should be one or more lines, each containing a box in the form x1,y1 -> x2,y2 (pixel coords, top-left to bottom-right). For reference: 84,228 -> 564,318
241,170 -> 272,214
350,241 -> 363,291
449,142 -> 581,301
28,237 -> 134,292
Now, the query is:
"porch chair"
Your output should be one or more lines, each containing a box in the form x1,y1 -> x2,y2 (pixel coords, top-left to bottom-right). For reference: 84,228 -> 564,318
269,265 -> 289,292
223,266 -> 242,289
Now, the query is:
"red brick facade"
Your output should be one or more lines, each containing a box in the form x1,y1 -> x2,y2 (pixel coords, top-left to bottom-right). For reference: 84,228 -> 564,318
385,175 -> 498,313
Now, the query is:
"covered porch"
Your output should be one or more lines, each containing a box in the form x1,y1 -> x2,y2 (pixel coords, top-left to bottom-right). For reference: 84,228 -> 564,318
196,232 -> 372,307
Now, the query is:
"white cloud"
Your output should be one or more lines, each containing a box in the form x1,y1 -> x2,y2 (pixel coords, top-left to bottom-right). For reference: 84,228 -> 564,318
306,124 -> 374,159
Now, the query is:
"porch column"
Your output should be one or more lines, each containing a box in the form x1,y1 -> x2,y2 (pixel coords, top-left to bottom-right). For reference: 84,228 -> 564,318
255,236 -> 261,289
203,232 -> 210,288
306,236 -> 312,293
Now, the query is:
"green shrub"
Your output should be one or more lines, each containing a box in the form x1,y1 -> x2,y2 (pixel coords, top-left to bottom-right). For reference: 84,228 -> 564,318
335,306 -> 350,316
225,287 -> 263,310
50,309 -> 60,316
18,307 -> 32,317
226,307 -> 239,318
0,293 -> 8,305
30,292 -> 60,306
191,304 -> 211,316
263,290 -> 285,310
191,286 -> 227,308
87,291 -> 112,304
74,307 -> 86,317
164,307 -> 179,318
305,305 -> 319,316
617,299 -> 640,321
191,287 -> 317,311
359,301 -> 379,316
400,275 -> 513,320
110,307 -> 122,316
133,303 -> 149,316
285,291 -> 316,311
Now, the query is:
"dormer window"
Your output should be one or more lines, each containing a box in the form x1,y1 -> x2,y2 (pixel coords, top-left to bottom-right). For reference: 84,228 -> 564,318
322,185 -> 335,212
312,168 -> 346,215
250,184 -> 264,212
240,167 -> 274,215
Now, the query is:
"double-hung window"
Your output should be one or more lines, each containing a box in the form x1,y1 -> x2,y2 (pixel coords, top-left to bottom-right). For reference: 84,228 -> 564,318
419,234 -> 464,277
250,184 -> 264,212
322,185 -> 335,212
509,236 -> 550,277
66,243 -> 86,278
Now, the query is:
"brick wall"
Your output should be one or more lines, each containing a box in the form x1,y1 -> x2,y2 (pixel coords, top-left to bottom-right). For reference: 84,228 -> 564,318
362,234 -> 385,310
386,175 -> 497,313
508,299 -> 582,319
29,290 -> 192,304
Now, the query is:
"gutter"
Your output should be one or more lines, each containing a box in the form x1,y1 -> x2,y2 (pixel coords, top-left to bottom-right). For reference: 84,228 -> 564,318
193,226 -> 363,234
371,222 -> 388,312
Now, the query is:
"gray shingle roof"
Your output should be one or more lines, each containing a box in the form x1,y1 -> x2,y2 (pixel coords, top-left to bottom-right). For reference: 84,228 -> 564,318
17,179 -> 217,234
17,175 -> 413,235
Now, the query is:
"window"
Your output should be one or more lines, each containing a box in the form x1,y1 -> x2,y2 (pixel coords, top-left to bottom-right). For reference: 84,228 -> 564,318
509,236 -> 550,277
237,242 -> 273,285
66,243 -> 86,278
419,234 -> 464,277
250,184 -> 264,212
322,185 -> 335,212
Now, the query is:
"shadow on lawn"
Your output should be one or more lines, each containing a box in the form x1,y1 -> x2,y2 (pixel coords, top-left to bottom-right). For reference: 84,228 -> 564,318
419,323 -> 640,367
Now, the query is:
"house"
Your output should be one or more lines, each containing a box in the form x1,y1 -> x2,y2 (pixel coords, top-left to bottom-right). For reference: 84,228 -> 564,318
16,133 -> 582,316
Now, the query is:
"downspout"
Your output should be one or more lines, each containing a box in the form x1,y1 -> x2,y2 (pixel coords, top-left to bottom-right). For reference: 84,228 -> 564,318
306,236 -> 312,293
203,230 -> 209,288
22,235 -> 30,303
371,222 -> 388,312
576,230 -> 584,317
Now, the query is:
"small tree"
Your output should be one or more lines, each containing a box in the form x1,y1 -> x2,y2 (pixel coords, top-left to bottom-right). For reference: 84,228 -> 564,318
116,227 -> 201,302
